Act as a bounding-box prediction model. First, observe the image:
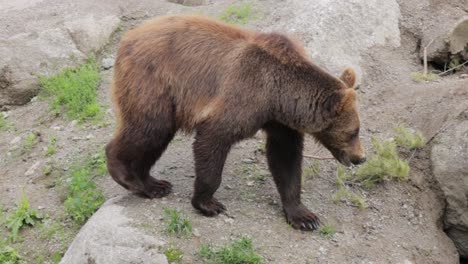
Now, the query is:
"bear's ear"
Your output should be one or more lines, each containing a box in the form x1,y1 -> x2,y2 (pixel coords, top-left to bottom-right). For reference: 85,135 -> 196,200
324,91 -> 344,115
325,89 -> 356,115
340,68 -> 357,89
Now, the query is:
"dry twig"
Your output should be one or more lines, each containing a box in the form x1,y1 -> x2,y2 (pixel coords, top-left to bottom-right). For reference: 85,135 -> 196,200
303,154 -> 334,160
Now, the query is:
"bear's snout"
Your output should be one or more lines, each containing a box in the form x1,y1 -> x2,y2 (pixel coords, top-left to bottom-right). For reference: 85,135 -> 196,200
351,156 -> 366,165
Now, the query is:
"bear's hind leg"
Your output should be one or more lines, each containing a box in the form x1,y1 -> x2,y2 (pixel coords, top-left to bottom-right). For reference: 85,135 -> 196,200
264,122 -> 320,231
191,127 -> 233,216
106,120 -> 175,198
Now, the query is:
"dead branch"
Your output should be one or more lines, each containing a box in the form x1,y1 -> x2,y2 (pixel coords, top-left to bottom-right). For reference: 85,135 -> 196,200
423,39 -> 434,77
438,60 -> 468,76
303,154 -> 335,160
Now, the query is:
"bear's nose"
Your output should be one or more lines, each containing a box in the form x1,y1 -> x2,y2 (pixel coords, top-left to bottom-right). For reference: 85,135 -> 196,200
357,156 -> 366,164
352,156 -> 366,165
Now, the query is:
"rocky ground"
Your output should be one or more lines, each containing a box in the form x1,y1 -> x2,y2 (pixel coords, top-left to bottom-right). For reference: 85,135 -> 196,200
0,0 -> 467,263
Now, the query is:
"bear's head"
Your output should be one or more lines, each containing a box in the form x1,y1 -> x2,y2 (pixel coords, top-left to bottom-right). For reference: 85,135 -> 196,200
313,68 -> 366,167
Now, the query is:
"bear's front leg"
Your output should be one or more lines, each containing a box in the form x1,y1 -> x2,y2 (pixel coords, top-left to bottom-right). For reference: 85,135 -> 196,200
264,122 -> 320,231
191,128 -> 232,216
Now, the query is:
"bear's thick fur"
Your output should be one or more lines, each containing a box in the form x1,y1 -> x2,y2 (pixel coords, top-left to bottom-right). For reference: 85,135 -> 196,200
106,15 -> 366,230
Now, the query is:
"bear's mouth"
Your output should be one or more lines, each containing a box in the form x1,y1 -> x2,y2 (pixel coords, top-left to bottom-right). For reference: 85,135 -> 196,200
329,149 -> 352,167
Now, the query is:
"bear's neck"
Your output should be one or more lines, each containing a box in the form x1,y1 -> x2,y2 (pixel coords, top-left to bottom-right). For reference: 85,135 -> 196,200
271,64 -> 341,133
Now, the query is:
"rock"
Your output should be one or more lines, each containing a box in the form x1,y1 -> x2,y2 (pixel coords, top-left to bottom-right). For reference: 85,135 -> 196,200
264,0 -> 401,78
0,1 -> 120,106
65,15 -> 120,55
223,217 -> 234,224
242,158 -> 255,164
449,18 -> 468,61
10,136 -> 21,145
25,161 -> 41,176
431,111 -> 468,258
101,57 -> 115,69
192,228 -> 201,237
60,197 -> 168,264
167,0 -> 206,6
69,120 -> 78,127
0,28 -> 85,106
417,8 -> 468,65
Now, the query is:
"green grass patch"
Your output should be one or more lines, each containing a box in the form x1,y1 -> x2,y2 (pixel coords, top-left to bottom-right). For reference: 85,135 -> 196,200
36,219 -> 79,264
332,166 -> 368,209
23,132 -> 40,153
394,125 -> 426,149
354,138 -> 409,188
256,141 -> 266,154
62,151 -> 107,224
163,208 -> 192,237
43,166 -> 53,176
236,163 -> 267,182
319,224 -> 336,238
410,72 -> 439,82
64,166 -> 105,224
302,160 -> 320,183
89,152 -> 107,176
332,132 -> 415,208
0,240 -> 22,264
40,58 -> 102,122
45,137 -> 57,156
50,251 -> 62,263
35,254 -> 46,264
219,2 -> 255,25
164,245 -> 183,264
0,114 -> 9,131
6,191 -> 43,242
198,237 -> 263,264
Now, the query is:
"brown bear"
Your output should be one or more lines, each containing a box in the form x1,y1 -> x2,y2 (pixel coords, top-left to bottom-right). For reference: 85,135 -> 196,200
105,15 -> 366,231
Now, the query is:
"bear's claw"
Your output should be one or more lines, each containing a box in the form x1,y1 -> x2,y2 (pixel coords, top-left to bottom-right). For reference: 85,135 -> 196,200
285,205 -> 320,231
137,178 -> 172,198
192,198 -> 226,217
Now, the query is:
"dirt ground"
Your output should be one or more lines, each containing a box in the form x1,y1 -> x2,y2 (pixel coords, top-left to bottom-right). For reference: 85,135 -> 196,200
1,1 -> 467,263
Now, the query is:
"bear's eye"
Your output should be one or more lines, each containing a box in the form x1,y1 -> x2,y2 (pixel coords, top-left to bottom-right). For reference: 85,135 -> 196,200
348,128 -> 359,141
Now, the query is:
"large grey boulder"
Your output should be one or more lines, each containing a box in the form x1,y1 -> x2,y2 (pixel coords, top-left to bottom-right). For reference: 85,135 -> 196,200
263,0 -> 402,78
60,197 -> 168,264
0,0 -> 120,106
397,0 -> 468,66
431,110 -> 468,258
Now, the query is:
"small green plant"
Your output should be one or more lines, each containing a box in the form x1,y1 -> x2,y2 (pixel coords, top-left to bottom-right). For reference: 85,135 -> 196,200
115,23 -> 124,32
319,224 -> 336,238
0,114 -> 9,131
64,167 -> 105,224
198,237 -> 263,264
236,163 -> 267,182
35,254 -> 46,264
89,152 -> 107,176
410,72 -> 438,82
164,208 -> 192,237
256,141 -> 266,154
303,161 -> 320,183
394,125 -> 426,149
0,240 -> 22,264
333,166 -> 368,209
164,245 -> 183,264
354,138 -> 409,188
45,137 -> 57,156
40,58 -> 102,122
23,132 -> 40,153
50,251 -> 62,263
6,191 -> 43,242
43,166 -> 53,176
219,2 -> 255,25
